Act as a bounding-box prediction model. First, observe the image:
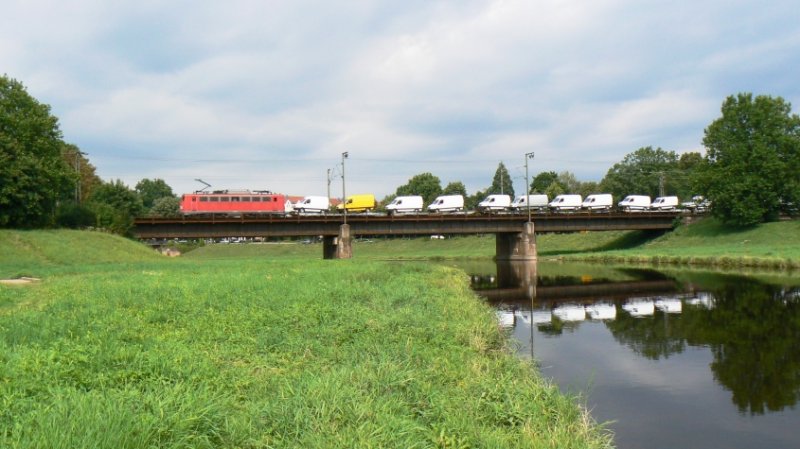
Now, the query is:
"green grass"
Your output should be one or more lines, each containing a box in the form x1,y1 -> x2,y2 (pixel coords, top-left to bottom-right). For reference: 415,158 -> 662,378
0,229 -> 162,279
0,230 -> 612,449
566,218 -> 800,269
184,231 -> 645,262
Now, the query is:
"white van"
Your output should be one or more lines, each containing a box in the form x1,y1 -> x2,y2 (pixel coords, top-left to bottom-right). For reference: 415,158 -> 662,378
650,196 -> 679,211
548,194 -> 583,212
427,195 -> 464,213
293,195 -> 329,214
582,194 -> 613,212
510,194 -> 549,212
618,195 -> 651,212
385,195 -> 423,215
477,194 -> 511,212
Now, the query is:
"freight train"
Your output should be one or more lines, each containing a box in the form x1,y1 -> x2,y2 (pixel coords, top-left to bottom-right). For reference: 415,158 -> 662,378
179,191 -> 700,216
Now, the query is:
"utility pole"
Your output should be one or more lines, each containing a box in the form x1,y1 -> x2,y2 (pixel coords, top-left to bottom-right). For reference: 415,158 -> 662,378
525,152 -> 535,223
327,168 -> 332,205
74,151 -> 87,203
341,152 -> 349,224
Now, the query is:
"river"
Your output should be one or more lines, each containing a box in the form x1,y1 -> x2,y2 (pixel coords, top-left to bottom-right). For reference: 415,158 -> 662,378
450,260 -> 800,449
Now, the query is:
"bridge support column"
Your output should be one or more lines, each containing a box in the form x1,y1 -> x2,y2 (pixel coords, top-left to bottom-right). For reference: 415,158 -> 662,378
496,222 -> 537,261
323,224 -> 353,259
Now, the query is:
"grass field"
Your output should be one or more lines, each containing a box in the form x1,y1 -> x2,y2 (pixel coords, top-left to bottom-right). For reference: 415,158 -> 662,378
567,218 -> 800,269
182,230 -> 646,262
0,230 -> 612,449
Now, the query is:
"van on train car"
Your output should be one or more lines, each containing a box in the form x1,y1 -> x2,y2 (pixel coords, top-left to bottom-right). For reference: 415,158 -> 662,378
582,194 -> 613,212
509,194 -> 549,212
650,196 -> 679,211
386,195 -> 424,215
618,195 -> 651,212
293,195 -> 330,214
337,194 -> 377,213
427,195 -> 465,213
548,194 -> 583,212
477,194 -> 511,212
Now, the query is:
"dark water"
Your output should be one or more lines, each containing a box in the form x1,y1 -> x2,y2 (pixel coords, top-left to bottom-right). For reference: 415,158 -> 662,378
458,261 -> 800,449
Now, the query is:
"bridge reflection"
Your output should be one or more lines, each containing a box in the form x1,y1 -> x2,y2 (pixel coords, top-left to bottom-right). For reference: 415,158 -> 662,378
473,261 -> 679,304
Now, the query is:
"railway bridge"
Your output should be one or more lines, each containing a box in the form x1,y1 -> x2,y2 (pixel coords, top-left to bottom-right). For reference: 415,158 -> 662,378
133,212 -> 679,260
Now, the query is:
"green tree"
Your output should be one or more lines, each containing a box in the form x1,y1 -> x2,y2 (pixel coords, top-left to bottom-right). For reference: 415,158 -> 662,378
675,151 -> 704,200
0,75 -> 74,227
62,143 -> 101,204
396,172 -> 442,205
577,181 -> 600,198
531,171 -> 561,193
557,171 -> 582,194
148,196 -> 181,218
544,181 -> 565,199
699,93 -> 800,225
466,188 -> 488,210
88,179 -> 144,235
488,162 -> 514,197
442,181 -> 467,197
136,178 -> 175,210
600,146 -> 680,200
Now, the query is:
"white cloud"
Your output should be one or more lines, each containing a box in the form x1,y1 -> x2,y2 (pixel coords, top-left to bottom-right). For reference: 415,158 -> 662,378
3,0 -> 800,197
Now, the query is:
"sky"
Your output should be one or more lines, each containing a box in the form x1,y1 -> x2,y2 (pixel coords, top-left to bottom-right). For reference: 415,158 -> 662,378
3,0 -> 799,199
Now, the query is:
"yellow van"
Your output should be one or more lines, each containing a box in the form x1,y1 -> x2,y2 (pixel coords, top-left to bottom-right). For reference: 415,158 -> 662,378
337,194 -> 377,213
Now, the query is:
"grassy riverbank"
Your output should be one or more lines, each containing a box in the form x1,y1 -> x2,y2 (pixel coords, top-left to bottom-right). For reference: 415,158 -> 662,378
563,218 -> 800,269
0,230 -> 612,448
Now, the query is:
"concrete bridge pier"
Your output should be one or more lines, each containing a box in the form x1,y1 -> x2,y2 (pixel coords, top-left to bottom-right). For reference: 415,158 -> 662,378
323,224 -> 353,259
496,261 -> 538,300
496,222 -> 537,261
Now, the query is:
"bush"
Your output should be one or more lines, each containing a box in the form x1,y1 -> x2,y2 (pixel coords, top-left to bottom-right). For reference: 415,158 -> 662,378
55,203 -> 96,229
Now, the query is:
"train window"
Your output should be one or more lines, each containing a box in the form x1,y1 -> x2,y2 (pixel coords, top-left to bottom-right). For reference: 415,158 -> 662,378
209,197 -> 219,202
200,197 -> 208,202
249,197 -> 258,202
220,197 -> 230,202
231,197 -> 240,202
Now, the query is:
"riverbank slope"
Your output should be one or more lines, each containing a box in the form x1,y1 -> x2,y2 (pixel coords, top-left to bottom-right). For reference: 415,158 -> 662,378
0,230 -> 612,448
563,218 -> 800,269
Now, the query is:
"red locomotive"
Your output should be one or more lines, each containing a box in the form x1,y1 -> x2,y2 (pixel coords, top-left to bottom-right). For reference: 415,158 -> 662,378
180,190 -> 292,215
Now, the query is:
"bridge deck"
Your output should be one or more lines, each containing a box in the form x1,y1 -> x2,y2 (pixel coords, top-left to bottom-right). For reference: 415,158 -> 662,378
133,212 -> 679,239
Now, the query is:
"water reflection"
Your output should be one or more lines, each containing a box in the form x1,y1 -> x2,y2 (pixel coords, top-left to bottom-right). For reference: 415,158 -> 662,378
464,261 -> 800,448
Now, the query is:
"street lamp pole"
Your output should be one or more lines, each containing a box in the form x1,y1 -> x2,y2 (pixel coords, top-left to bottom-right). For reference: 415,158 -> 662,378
341,152 -> 349,224
327,168 -> 332,206
74,151 -> 87,203
525,152 -> 535,223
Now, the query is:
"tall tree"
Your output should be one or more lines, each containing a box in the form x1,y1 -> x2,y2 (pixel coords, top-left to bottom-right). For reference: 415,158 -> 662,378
699,93 -> 800,225
489,162 -> 515,197
531,171 -> 561,194
557,171 -> 582,194
0,75 -> 74,227
396,172 -> 442,205
442,181 -> 467,197
600,146 -> 680,200
148,196 -> 181,218
674,151 -> 704,200
88,179 -> 144,235
136,178 -> 176,210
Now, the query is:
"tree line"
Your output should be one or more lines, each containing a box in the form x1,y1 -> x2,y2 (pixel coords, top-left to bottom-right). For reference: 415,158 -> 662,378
2,73 -> 799,235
